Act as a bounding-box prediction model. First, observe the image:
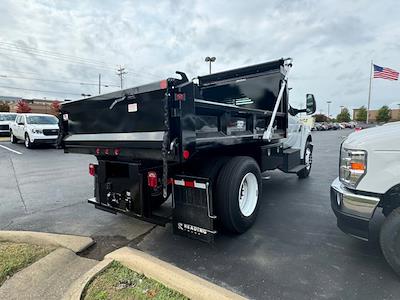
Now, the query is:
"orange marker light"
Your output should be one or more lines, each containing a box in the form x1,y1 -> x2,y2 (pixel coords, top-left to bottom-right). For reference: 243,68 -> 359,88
350,162 -> 365,170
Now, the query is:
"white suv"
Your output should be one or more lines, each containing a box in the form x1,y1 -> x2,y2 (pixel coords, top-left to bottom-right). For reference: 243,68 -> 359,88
0,112 -> 17,136
10,113 -> 59,148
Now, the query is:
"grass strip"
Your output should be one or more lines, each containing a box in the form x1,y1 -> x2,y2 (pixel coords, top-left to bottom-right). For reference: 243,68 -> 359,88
83,261 -> 189,300
0,241 -> 54,286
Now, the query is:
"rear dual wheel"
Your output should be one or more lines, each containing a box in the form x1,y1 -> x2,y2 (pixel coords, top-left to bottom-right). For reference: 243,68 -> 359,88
215,156 -> 262,233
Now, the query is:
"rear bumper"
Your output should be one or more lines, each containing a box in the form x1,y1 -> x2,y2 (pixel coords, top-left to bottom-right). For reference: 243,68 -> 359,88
330,177 -> 381,241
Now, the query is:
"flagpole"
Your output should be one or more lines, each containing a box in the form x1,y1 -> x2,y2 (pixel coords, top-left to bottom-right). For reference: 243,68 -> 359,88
366,60 -> 373,124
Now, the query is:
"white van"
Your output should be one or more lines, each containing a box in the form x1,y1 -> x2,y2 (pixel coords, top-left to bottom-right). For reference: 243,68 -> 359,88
331,122 -> 400,275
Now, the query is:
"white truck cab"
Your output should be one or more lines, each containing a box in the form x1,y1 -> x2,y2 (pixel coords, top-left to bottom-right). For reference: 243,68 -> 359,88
331,123 -> 400,275
10,113 -> 59,148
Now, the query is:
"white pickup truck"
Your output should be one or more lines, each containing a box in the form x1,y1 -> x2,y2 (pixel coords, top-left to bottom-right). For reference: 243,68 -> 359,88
331,122 -> 400,275
10,113 -> 59,148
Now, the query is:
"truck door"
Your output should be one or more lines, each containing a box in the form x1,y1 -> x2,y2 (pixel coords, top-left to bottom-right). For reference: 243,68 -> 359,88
15,115 -> 24,138
283,114 -> 302,150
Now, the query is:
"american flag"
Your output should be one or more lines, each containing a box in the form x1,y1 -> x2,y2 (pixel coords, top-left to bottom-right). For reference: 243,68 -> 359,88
373,64 -> 399,81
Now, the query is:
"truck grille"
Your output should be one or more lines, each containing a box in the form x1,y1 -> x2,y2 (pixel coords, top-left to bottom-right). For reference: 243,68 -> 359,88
0,124 -> 9,130
43,129 -> 59,136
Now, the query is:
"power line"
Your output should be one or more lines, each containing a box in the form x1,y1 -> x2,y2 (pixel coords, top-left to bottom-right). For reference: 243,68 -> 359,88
0,41 -> 110,66
0,74 -> 119,87
0,47 -> 116,70
0,85 -> 84,96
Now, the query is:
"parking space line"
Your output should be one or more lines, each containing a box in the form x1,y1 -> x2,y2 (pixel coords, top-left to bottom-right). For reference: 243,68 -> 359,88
0,145 -> 22,155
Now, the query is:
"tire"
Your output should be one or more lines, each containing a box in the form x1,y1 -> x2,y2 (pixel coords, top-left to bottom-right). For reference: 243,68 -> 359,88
24,133 -> 32,149
215,156 -> 262,233
380,207 -> 400,276
10,131 -> 17,144
297,142 -> 313,179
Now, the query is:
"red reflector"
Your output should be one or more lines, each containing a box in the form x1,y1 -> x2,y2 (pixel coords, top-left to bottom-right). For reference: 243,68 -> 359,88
114,148 -> 120,155
147,171 -> 158,188
95,148 -> 100,155
160,80 -> 168,89
104,148 -> 110,155
185,181 -> 195,188
89,164 -> 96,176
175,93 -> 186,101
183,150 -> 190,160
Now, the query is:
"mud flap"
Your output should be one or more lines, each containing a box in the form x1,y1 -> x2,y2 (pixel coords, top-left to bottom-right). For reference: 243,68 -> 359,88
172,175 -> 216,243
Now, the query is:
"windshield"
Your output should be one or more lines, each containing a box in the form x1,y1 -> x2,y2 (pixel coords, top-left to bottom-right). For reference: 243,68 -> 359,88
26,115 -> 58,125
0,114 -> 17,121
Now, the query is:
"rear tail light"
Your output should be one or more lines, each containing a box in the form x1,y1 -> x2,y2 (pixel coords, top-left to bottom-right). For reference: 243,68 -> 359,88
95,148 -> 100,155
89,164 -> 96,176
183,150 -> 190,160
114,148 -> 120,155
147,171 -> 158,188
104,148 -> 110,155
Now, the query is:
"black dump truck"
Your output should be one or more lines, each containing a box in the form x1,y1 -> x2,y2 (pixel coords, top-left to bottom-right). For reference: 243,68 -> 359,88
60,58 -> 316,242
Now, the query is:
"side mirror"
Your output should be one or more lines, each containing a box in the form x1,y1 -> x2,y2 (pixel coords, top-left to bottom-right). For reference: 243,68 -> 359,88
306,94 -> 316,115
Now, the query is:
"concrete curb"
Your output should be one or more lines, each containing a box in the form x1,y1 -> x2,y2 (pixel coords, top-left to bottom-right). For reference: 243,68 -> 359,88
62,258 -> 113,300
0,231 -> 94,253
106,247 -> 247,300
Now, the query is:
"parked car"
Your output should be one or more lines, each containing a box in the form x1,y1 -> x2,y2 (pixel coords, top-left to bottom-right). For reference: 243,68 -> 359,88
10,113 -> 59,148
331,122 -> 400,276
0,112 -> 17,136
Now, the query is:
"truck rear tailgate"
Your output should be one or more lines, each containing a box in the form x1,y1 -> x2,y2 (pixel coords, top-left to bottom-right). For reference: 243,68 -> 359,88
61,82 -> 169,156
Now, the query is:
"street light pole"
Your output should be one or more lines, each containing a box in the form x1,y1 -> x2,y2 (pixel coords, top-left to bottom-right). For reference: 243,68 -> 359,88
205,56 -> 216,74
98,74 -> 101,94
327,101 -> 332,118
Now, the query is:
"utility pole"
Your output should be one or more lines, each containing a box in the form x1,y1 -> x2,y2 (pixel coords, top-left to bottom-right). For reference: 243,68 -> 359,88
116,65 -> 127,89
98,74 -> 101,94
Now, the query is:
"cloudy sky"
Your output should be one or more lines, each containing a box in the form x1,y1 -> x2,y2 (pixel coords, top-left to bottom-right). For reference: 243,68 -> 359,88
0,0 -> 399,116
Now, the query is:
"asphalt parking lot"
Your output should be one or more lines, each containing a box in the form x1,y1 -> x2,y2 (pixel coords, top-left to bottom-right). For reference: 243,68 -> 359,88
0,130 -> 399,299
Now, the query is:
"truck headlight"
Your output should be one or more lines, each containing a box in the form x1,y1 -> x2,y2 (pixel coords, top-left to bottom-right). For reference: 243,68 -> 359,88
339,147 -> 367,188
31,129 -> 43,134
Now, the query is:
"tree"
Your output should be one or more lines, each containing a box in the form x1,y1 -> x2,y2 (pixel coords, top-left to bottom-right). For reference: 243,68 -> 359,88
376,105 -> 391,123
16,100 -> 32,113
355,106 -> 367,122
336,107 -> 351,122
0,102 -> 10,112
314,114 -> 329,122
51,100 -> 61,115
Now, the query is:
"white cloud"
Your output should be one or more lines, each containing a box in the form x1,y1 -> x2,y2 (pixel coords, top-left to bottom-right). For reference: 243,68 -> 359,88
0,0 -> 399,116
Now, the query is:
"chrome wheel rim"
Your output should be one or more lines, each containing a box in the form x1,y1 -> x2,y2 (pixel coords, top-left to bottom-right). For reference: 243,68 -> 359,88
238,172 -> 258,217
25,135 -> 29,147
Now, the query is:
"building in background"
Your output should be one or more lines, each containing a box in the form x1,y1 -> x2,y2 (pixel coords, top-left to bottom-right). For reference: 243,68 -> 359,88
352,108 -> 400,123
0,96 -> 64,115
